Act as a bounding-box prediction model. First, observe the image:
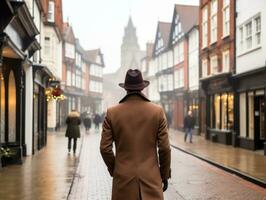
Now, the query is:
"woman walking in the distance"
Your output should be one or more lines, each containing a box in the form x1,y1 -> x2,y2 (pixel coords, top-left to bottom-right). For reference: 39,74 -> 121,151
65,109 -> 81,154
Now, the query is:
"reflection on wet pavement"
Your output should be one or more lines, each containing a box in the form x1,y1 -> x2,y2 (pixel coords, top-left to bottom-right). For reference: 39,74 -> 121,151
0,131 -> 81,200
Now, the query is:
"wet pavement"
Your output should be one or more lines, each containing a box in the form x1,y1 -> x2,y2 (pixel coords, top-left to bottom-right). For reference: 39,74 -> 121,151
0,130 -> 81,200
69,129 -> 266,200
169,129 -> 266,186
0,128 -> 265,200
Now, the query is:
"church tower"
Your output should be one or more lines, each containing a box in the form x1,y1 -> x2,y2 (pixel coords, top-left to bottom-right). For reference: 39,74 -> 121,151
120,17 -> 141,76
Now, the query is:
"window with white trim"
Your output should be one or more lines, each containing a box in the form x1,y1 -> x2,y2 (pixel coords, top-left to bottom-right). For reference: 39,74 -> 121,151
238,14 -> 261,55
174,68 -> 184,89
246,21 -> 252,50
202,6 -> 208,48
156,32 -> 163,54
211,0 -> 218,43
239,27 -> 244,52
202,59 -> 208,78
222,50 -> 230,72
210,55 -> 218,74
254,16 -> 261,46
67,70 -> 71,86
72,71 -> 75,86
223,0 -> 230,37
48,1 -> 55,22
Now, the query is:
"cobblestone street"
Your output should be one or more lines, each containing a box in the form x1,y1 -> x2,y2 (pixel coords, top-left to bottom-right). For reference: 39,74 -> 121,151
69,129 -> 266,200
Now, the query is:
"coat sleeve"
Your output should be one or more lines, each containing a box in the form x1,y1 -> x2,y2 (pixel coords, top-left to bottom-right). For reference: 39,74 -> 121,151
100,110 -> 115,177
157,108 -> 171,180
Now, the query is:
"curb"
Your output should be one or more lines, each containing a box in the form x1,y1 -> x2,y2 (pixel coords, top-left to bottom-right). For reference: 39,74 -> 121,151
171,144 -> 266,188
67,131 -> 85,199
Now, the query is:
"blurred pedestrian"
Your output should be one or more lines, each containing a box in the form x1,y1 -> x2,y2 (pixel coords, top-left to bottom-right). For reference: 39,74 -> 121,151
100,69 -> 171,200
184,110 -> 195,143
93,113 -> 101,130
165,111 -> 172,129
83,112 -> 92,131
65,109 -> 81,154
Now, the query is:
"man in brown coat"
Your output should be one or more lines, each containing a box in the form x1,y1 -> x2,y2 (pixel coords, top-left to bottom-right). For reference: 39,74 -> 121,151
100,69 -> 171,200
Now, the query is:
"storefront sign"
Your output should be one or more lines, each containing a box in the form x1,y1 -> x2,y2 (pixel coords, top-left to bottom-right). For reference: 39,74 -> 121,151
208,77 -> 231,93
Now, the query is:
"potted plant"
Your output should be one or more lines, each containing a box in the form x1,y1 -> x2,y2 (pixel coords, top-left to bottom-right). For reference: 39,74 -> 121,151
0,147 -> 17,167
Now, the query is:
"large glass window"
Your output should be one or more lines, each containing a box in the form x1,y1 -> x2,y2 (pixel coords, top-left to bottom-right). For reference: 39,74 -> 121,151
239,93 -> 247,137
8,71 -> 16,143
214,94 -> 220,129
248,92 -> 254,139
228,93 -> 234,129
221,94 -> 227,130
0,72 -> 5,143
211,92 -> 234,130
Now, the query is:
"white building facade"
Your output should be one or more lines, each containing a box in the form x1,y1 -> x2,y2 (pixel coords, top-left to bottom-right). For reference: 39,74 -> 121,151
234,0 -> 266,151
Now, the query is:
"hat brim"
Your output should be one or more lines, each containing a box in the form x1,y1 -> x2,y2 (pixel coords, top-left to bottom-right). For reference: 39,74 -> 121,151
119,80 -> 150,90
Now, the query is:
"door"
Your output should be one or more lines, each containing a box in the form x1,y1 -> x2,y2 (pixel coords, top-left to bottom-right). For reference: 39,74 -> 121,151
254,95 -> 265,149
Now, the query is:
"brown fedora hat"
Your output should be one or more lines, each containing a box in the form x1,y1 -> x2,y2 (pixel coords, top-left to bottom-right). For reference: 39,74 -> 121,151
119,69 -> 150,90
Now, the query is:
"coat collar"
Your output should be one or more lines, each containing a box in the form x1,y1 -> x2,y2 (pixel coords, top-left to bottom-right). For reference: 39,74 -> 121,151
119,92 -> 151,104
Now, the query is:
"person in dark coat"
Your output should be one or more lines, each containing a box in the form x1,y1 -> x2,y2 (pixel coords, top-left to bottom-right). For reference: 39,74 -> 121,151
83,113 -> 92,131
65,109 -> 81,154
93,113 -> 101,130
184,110 -> 195,143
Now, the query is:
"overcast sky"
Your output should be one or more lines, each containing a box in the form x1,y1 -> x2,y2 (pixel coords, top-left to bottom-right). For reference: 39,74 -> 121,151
63,0 -> 199,74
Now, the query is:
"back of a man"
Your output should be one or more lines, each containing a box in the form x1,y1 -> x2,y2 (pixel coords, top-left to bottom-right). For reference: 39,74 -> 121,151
100,69 -> 171,200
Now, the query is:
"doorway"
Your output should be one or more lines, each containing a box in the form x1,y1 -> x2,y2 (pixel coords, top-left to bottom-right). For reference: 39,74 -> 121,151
254,95 -> 265,149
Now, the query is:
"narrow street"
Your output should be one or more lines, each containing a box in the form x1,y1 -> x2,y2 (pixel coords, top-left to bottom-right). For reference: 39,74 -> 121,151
69,129 -> 266,200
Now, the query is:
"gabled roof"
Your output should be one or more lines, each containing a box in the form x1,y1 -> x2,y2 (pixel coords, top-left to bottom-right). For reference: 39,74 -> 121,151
174,4 -> 199,33
158,22 -> 171,48
62,23 -> 75,43
84,49 -> 105,67
153,21 -> 171,55
169,4 -> 199,46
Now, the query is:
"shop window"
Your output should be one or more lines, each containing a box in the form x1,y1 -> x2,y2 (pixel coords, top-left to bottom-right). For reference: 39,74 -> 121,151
0,72 -> 5,143
8,71 -> 16,143
239,93 -> 247,138
248,92 -> 254,139
210,96 -> 213,128
228,94 -> 234,130
211,92 -> 234,130
221,94 -> 227,130
214,94 -> 220,129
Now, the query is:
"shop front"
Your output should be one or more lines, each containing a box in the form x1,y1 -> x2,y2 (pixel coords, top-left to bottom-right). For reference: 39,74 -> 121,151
160,91 -> 174,127
186,90 -> 200,134
32,65 -> 54,153
201,73 -> 234,145
0,0 -> 40,165
234,67 -> 266,151
172,89 -> 185,130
